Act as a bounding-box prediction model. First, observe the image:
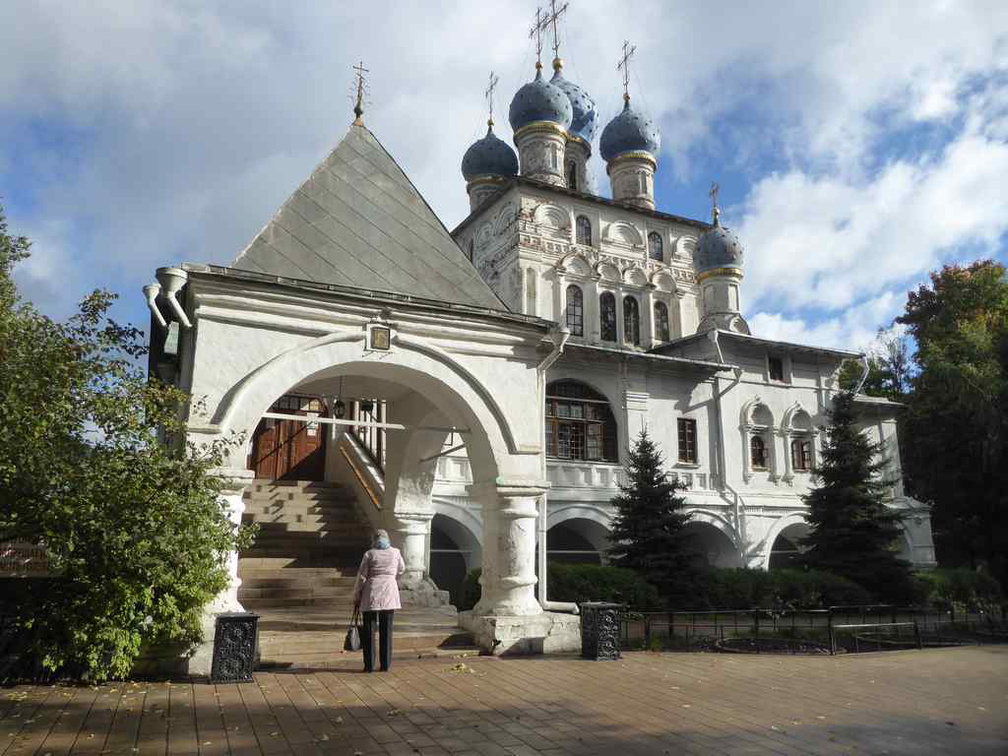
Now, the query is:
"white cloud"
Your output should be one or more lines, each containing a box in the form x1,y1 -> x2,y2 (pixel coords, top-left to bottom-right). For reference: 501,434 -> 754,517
0,0 -> 1005,339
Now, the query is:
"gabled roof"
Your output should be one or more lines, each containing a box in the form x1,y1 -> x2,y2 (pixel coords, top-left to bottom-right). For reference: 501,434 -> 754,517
653,329 -> 862,360
232,122 -> 506,310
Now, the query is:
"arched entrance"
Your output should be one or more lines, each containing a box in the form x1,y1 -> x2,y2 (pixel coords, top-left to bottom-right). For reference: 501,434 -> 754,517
547,517 -> 611,565
429,513 -> 481,607
682,520 -> 742,568
769,522 -> 810,569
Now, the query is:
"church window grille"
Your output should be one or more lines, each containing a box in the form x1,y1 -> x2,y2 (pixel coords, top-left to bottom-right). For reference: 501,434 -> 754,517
654,301 -> 670,342
565,285 -> 584,337
624,296 -> 641,346
576,215 -> 592,246
546,380 -> 618,462
769,356 -> 785,382
600,292 -> 617,342
678,418 -> 697,463
791,439 -> 813,471
648,232 -> 663,262
750,436 -> 768,470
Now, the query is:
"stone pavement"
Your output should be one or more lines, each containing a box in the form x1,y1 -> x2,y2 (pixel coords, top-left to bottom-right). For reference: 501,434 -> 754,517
2,646 -> 1006,755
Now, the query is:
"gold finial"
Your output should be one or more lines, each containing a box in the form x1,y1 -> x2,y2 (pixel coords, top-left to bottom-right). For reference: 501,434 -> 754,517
709,182 -> 721,226
617,40 -> 636,101
484,71 -> 499,129
352,60 -> 369,125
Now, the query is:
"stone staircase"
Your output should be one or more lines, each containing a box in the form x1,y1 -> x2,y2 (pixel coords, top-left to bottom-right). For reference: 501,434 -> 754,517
238,479 -> 477,668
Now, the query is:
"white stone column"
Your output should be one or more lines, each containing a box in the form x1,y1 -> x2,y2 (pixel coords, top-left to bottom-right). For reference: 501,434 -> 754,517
471,482 -> 545,617
393,510 -> 449,607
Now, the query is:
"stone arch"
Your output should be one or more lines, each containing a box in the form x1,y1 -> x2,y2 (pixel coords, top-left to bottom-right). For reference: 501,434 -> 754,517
650,270 -> 676,293
546,516 -> 612,565
782,403 -> 814,432
544,376 -> 622,463
429,511 -> 482,606
557,251 -> 593,277
741,398 -> 774,428
763,513 -> 811,569
623,266 -> 649,287
603,220 -> 643,247
533,203 -> 571,232
493,203 -> 518,235
682,515 -> 743,568
595,261 -> 620,282
214,331 -> 514,483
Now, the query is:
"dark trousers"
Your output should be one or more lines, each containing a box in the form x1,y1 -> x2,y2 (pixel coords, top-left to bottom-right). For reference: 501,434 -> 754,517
361,610 -> 394,671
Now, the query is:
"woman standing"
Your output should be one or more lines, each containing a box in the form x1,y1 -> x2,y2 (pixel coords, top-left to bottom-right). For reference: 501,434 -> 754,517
352,529 -> 405,672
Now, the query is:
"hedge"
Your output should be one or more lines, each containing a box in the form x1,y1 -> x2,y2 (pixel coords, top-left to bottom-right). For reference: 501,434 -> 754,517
912,568 -> 1002,611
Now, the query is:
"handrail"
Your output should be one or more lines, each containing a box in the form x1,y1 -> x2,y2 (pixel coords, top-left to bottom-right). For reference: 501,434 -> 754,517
340,446 -> 382,511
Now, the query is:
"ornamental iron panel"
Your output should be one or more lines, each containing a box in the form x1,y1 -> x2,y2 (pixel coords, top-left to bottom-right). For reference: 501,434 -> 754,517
210,613 -> 259,683
580,602 -> 623,660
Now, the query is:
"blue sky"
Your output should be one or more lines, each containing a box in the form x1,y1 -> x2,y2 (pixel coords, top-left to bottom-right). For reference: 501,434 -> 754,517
2,0 -> 1006,353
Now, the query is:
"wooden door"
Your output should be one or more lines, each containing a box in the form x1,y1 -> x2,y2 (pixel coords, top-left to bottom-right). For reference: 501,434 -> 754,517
249,395 -> 327,481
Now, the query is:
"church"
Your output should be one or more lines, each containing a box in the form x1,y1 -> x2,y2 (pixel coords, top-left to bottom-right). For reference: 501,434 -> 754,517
143,16 -> 936,666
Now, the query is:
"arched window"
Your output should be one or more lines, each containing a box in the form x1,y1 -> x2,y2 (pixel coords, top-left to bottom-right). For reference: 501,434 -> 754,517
575,215 -> 592,246
653,301 -> 670,342
600,292 -> 617,342
750,436 -> 768,470
624,296 -> 641,346
565,285 -> 583,337
467,238 -> 474,261
546,380 -> 618,462
567,162 -> 578,191
648,232 -> 663,262
791,439 -> 813,471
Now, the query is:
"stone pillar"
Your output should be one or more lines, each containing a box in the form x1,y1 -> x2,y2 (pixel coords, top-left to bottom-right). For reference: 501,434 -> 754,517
459,480 -> 582,655
607,153 -> 656,210
393,510 -> 449,607
515,123 -> 568,186
472,483 -> 544,616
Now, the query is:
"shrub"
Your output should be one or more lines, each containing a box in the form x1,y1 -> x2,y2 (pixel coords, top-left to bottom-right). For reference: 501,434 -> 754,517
913,568 -> 1003,612
676,568 -> 873,611
547,563 -> 663,610
455,564 -> 663,612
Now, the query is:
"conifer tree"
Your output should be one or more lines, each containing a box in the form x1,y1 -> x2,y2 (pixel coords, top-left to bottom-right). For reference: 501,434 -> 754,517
609,428 -> 693,595
803,391 -> 912,602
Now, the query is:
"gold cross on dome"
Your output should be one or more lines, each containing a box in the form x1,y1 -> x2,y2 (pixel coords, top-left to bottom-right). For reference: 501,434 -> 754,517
617,40 -> 636,99
485,71 -> 499,126
709,182 -> 721,223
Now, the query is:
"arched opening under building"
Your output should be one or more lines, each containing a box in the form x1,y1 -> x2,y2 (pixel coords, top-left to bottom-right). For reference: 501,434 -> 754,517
429,513 -> 481,607
769,522 -> 810,569
547,517 -> 610,565
682,521 -> 742,568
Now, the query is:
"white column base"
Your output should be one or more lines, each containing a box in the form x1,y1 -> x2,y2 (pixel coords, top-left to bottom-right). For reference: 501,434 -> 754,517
459,610 -> 581,656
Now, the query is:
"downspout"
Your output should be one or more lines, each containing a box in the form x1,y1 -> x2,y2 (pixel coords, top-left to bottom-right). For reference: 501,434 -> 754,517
853,353 -> 870,395
536,325 -> 579,614
711,328 -> 745,560
155,267 -> 193,329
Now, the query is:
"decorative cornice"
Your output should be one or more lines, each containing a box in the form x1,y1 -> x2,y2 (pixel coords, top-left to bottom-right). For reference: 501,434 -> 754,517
514,120 -> 569,141
606,151 -> 657,171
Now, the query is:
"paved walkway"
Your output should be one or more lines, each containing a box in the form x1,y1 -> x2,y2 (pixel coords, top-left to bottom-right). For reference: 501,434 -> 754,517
3,646 -> 1006,755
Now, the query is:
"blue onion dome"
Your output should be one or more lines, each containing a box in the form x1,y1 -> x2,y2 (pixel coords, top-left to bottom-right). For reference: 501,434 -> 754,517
696,208 -> 745,272
550,60 -> 598,145
461,121 -> 519,181
509,64 -> 573,133
599,97 -> 661,161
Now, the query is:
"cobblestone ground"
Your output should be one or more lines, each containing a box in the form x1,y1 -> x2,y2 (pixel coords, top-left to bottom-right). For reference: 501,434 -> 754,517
2,646 -> 1006,755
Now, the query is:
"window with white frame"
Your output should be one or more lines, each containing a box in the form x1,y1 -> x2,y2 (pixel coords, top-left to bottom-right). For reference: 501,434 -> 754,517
624,296 -> 641,346
565,284 -> 584,337
648,232 -> 663,261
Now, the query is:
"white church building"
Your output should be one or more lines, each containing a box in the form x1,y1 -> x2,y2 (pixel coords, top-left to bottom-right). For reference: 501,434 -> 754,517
144,33 -> 935,661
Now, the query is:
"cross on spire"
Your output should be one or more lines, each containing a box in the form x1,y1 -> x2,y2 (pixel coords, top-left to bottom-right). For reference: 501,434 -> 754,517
352,60 -> 369,125
546,0 -> 569,62
709,182 -> 721,225
617,40 -> 636,101
484,71 -> 499,127
529,6 -> 547,68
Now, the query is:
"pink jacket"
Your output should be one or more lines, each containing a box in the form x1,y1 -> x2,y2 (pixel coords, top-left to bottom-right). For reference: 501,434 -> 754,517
353,547 -> 405,611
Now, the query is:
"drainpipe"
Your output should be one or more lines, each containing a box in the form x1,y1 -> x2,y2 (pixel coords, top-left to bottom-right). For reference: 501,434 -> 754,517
536,325 -> 579,614
853,354 -> 870,395
143,283 -> 167,329
155,266 -> 192,329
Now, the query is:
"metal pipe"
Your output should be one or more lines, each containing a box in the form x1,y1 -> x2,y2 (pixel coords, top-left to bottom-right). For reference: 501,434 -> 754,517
143,283 -> 167,328
155,267 -> 192,328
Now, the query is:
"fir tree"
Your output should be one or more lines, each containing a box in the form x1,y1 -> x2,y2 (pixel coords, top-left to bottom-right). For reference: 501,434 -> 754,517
609,428 -> 694,596
802,391 -> 912,602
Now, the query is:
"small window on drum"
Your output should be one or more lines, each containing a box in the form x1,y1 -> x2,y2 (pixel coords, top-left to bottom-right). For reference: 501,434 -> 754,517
654,301 -> 670,342
576,215 -> 592,246
623,296 -> 641,346
648,232 -> 663,262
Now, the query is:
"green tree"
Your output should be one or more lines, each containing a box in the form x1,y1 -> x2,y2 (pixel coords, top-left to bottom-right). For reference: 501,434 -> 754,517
802,391 -> 912,602
608,428 -> 694,603
897,260 -> 1008,586
837,331 -> 912,400
0,206 -> 252,681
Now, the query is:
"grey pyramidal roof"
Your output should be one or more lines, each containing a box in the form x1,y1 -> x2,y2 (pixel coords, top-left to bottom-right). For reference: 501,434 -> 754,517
232,123 -> 505,310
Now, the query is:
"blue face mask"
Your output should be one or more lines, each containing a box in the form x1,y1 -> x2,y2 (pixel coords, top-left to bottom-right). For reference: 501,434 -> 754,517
376,536 -> 391,550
